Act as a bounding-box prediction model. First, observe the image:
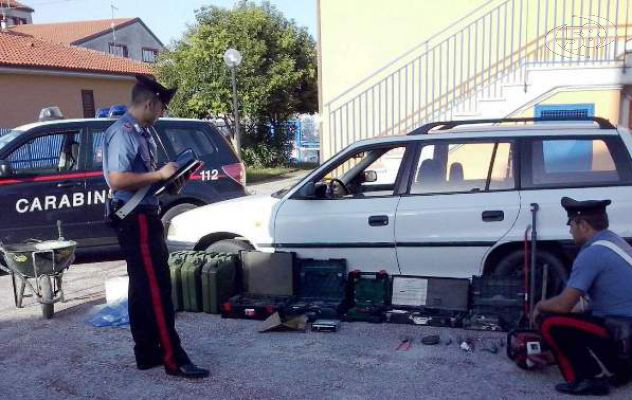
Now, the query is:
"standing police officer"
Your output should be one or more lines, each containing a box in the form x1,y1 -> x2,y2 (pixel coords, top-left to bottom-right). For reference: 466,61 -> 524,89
534,197 -> 632,395
103,75 -> 209,379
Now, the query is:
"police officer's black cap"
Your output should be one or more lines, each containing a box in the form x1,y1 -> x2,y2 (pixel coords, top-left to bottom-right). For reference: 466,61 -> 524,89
561,197 -> 611,224
134,74 -> 177,106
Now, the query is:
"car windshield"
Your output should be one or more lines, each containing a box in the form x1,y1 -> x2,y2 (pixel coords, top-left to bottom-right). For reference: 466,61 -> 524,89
0,130 -> 22,152
272,181 -> 301,198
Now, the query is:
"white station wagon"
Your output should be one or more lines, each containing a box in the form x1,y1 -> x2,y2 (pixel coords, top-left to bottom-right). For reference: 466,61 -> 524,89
167,118 -> 632,296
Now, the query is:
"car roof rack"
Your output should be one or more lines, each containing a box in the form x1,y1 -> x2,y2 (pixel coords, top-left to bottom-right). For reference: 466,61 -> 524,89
407,116 -> 615,135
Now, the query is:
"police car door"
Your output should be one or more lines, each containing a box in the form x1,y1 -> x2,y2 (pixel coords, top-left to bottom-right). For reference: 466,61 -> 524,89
274,144 -> 412,274
82,122 -> 118,246
0,128 -> 87,243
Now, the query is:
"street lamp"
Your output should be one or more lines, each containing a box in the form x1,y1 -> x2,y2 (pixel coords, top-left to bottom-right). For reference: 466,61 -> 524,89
224,48 -> 243,158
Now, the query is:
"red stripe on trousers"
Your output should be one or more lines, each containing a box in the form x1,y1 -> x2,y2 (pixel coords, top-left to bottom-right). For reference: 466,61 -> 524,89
138,214 -> 178,371
541,315 -> 610,383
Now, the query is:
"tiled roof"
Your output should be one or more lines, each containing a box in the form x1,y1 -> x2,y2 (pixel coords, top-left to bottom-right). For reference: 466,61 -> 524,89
0,31 -> 153,76
0,1 -> 34,12
10,18 -> 136,46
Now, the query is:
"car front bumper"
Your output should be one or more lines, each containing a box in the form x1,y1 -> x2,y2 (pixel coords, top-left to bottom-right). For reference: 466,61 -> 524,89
166,240 -> 196,253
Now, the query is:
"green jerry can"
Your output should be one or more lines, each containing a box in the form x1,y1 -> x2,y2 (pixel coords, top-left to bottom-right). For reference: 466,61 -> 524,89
181,252 -> 208,312
168,251 -> 191,312
201,253 -> 238,314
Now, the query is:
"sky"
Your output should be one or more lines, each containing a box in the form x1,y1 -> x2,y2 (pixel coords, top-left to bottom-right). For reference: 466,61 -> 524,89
21,0 -> 317,45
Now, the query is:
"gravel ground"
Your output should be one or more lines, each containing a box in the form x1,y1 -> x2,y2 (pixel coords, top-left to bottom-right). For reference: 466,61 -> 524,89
1,262 -> 632,400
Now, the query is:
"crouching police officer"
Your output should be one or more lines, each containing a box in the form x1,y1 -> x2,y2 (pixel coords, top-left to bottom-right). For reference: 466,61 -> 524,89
533,197 -> 632,395
103,75 -> 209,379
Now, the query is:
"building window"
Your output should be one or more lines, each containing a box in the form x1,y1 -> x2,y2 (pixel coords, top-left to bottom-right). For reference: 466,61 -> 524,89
81,90 -> 95,118
108,43 -> 129,58
142,48 -> 159,63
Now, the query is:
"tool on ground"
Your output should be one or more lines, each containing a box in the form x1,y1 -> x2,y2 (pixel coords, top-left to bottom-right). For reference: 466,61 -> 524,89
311,319 -> 340,332
421,334 -> 440,345
507,329 -> 555,369
396,336 -> 413,351
460,341 -> 473,352
529,203 -> 539,329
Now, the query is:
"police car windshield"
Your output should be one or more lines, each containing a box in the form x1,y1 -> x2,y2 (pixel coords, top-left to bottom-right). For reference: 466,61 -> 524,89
0,130 -> 22,152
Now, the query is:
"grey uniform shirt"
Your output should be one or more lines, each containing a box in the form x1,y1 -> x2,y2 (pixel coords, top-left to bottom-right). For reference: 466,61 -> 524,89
566,229 -> 632,318
102,112 -> 159,206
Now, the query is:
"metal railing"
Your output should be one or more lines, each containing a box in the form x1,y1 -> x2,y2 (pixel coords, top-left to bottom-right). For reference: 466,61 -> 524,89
324,0 -> 632,158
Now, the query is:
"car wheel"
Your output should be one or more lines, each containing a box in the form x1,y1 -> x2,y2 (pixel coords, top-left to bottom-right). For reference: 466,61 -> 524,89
494,249 -> 567,302
161,203 -> 198,236
206,239 -> 254,254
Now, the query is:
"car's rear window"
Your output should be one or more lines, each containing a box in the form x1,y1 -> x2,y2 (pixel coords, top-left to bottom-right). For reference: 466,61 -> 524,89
160,126 -> 217,158
525,137 -> 628,188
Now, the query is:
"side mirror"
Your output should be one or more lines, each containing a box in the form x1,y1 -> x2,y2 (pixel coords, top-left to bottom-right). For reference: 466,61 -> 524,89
363,170 -> 378,183
296,182 -> 316,199
0,160 -> 13,178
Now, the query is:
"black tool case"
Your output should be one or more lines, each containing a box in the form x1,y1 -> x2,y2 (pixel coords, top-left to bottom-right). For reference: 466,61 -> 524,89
465,275 -> 525,331
286,258 -> 347,321
220,293 -> 294,320
220,251 -> 296,320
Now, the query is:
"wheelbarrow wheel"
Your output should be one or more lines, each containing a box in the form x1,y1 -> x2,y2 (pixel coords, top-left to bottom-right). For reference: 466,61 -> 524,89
38,275 -> 54,319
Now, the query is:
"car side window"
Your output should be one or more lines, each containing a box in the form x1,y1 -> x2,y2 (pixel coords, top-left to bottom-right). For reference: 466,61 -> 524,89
7,130 -> 82,175
91,130 -> 105,169
160,126 -> 216,159
314,145 -> 407,199
525,138 -> 622,188
410,141 -> 515,194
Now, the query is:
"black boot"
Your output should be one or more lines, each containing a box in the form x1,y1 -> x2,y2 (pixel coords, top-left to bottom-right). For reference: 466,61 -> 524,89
555,378 -> 610,396
166,363 -> 210,379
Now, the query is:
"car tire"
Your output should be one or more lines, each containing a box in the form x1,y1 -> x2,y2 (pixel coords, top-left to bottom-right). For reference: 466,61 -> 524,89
161,203 -> 198,236
206,239 -> 254,254
493,249 -> 567,301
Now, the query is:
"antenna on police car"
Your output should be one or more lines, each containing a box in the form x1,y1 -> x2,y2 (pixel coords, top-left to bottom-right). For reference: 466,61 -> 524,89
110,1 -> 118,41
1,0 -> 8,30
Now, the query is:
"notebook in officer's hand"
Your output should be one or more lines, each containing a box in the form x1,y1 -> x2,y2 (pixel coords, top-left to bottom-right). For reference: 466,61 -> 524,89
154,148 -> 203,197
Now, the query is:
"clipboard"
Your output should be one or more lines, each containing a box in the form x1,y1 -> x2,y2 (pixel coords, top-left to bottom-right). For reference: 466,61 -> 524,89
153,148 -> 204,197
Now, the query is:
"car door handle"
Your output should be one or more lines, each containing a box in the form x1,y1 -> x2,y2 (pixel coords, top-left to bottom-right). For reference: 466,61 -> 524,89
368,215 -> 389,227
57,181 -> 82,188
482,210 -> 504,222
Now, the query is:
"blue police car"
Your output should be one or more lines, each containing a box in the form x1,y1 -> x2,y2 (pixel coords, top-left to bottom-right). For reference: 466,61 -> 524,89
0,118 -> 247,256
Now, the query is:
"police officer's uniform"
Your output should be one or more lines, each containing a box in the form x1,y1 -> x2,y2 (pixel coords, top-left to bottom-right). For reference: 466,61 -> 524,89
539,198 -> 632,390
103,77 -> 204,377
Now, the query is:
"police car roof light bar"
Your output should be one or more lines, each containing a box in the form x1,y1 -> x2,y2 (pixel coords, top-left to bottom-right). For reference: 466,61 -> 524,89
407,116 -> 615,135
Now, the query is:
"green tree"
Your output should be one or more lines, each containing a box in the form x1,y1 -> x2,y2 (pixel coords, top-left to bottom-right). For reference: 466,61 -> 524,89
156,1 -> 317,166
